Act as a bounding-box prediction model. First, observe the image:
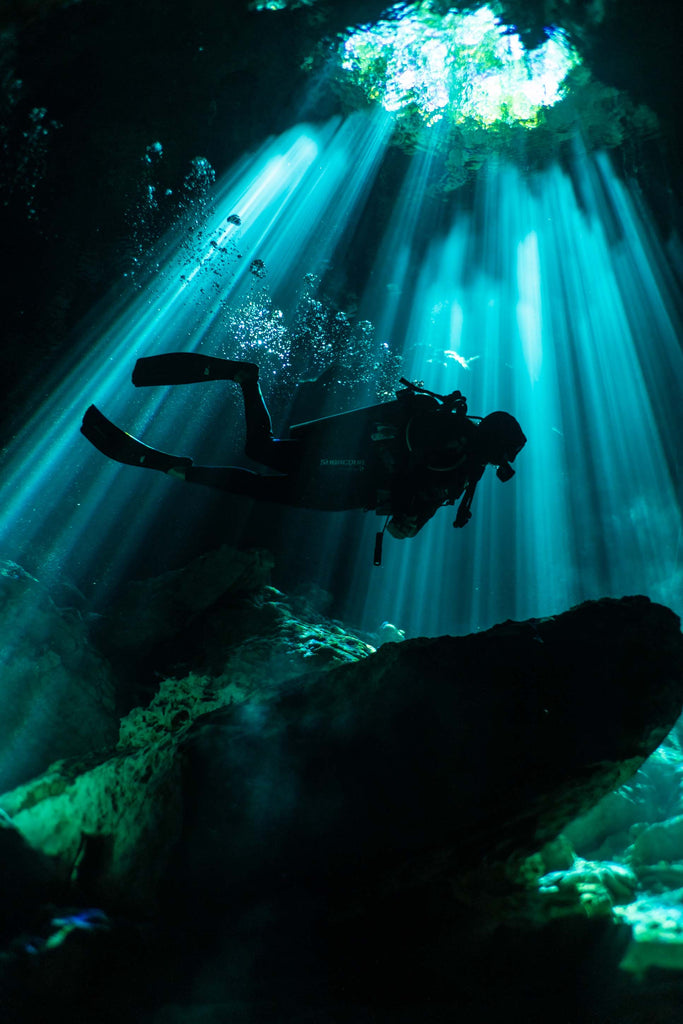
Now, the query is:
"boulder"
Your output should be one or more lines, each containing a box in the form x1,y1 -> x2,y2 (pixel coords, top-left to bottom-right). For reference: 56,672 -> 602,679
165,596 -> 683,909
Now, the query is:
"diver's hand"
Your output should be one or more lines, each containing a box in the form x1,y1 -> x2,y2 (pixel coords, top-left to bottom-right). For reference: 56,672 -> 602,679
387,515 -> 419,539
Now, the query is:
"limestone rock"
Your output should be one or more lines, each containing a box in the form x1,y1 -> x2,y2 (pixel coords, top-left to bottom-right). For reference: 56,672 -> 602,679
0,562 -> 118,792
4,594 -> 682,917
96,545 -> 274,657
0,809 -> 61,942
564,731 -> 683,859
95,546 -> 374,717
630,814 -> 683,866
0,743 -> 182,912
0,577 -> 375,911
161,596 -> 683,910
0,592 -> 682,1021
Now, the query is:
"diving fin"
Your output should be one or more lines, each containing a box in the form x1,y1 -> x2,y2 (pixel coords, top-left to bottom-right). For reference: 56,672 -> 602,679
80,405 -> 193,473
132,353 -> 258,387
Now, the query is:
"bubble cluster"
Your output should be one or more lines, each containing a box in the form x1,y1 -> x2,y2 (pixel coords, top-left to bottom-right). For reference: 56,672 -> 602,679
220,270 -> 401,417
183,156 -> 216,196
0,49 -> 61,226
125,147 -> 219,285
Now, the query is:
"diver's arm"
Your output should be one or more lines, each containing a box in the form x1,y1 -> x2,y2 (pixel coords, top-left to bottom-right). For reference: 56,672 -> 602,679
453,492 -> 473,528
386,489 -> 441,539
386,461 -> 450,538
388,463 -> 485,536
450,463 -> 485,528
386,514 -> 420,539
386,510 -> 437,539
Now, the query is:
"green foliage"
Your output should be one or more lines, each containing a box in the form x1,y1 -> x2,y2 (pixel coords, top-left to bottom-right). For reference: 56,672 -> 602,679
316,1 -> 659,190
338,2 -> 581,130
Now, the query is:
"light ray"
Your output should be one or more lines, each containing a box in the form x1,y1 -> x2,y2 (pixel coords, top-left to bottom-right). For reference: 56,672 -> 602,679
355,148 -> 682,637
0,101 -> 679,652
0,111 -> 394,595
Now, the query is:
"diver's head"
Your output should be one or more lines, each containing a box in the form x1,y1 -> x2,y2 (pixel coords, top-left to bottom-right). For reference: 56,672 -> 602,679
474,412 -> 526,480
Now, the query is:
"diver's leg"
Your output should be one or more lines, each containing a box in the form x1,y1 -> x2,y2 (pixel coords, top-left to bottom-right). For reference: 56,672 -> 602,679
81,406 -> 192,473
239,376 -> 301,474
239,377 -> 272,450
132,352 -> 272,442
131,353 -> 297,471
132,353 -> 259,387
181,465 -> 300,505
81,407 -> 299,504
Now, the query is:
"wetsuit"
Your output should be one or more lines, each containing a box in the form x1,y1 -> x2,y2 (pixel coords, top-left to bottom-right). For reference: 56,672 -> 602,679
183,379 -> 485,537
81,355 -> 520,539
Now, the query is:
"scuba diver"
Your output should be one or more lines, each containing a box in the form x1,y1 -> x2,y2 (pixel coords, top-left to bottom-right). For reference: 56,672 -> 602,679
80,353 -> 526,552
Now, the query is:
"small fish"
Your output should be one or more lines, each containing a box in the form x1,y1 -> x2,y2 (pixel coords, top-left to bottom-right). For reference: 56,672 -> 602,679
444,350 -> 479,370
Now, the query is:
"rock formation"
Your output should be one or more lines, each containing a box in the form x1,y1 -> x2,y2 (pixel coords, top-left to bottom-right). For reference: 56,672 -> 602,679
0,548 -> 682,1020
0,562 -> 118,792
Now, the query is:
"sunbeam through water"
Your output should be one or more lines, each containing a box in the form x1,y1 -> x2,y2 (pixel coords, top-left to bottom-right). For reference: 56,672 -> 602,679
0,110 -> 680,647
351,141 -> 683,636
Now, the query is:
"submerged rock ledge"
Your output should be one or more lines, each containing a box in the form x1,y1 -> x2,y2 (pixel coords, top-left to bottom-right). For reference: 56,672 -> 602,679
166,594 -> 683,907
1,551 -> 682,1021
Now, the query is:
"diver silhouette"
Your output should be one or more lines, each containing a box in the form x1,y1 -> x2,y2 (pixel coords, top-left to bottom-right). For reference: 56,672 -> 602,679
80,353 -> 526,544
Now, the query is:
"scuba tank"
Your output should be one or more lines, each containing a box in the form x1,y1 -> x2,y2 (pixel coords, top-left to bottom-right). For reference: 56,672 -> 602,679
372,379 -> 483,563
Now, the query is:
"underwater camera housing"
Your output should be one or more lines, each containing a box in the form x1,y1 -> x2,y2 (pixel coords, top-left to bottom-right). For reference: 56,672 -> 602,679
496,462 -> 515,482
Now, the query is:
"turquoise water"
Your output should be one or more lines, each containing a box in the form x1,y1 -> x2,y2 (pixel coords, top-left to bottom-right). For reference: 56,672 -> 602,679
0,109 -> 680,640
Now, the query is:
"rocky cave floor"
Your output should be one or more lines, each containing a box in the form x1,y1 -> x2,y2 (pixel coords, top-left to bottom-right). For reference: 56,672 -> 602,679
1,548 -> 683,1022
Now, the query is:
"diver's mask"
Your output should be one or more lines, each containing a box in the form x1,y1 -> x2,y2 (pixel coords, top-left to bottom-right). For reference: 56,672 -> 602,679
493,432 -> 526,481
493,438 -> 528,481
